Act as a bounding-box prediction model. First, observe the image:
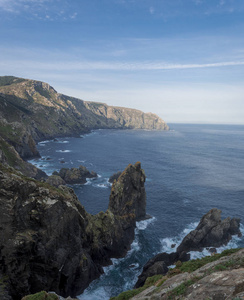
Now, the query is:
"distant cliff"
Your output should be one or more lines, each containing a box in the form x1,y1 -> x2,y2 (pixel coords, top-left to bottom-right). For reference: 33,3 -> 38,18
0,76 -> 168,177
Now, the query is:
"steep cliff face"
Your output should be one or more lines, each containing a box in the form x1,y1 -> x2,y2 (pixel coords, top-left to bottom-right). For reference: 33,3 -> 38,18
0,76 -> 168,173
84,102 -> 169,130
0,162 -> 147,299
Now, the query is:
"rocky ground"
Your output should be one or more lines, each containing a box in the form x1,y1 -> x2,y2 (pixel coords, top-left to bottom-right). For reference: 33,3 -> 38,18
125,248 -> 244,300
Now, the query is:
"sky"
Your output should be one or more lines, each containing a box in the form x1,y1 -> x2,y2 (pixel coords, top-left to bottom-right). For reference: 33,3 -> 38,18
0,0 -> 244,124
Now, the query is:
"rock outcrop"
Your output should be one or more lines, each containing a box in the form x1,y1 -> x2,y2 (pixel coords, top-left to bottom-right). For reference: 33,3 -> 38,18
108,171 -> 122,183
177,208 -> 241,253
128,248 -> 244,300
53,166 -> 97,184
109,162 -> 146,222
0,162 -> 147,300
134,252 -> 189,289
135,208 -> 241,288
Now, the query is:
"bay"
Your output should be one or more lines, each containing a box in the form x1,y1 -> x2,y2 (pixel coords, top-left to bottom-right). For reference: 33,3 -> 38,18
31,124 -> 244,299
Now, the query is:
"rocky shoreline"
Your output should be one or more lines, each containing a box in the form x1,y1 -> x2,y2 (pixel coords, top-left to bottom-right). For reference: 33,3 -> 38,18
0,162 -> 147,300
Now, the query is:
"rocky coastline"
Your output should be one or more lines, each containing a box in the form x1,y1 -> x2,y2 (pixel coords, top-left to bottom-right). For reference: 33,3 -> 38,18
134,208 -> 242,289
0,75 -> 169,179
0,162 -> 147,300
0,75 -> 243,300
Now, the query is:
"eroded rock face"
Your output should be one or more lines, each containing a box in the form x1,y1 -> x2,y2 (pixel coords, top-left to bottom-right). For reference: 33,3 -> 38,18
109,162 -> 146,221
108,171 -> 122,183
177,208 -> 241,253
0,162 -> 147,299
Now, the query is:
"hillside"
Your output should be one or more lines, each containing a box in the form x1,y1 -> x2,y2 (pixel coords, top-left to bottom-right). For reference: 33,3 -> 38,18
111,248 -> 244,300
0,76 -> 168,177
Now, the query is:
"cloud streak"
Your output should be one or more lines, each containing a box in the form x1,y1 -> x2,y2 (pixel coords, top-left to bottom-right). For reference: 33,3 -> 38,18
2,59 -> 243,72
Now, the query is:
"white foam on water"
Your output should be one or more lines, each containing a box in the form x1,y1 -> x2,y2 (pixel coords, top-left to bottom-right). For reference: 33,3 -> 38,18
84,178 -> 92,185
56,150 -> 71,153
136,216 -> 156,231
160,222 -> 199,253
161,222 -> 244,259
38,140 -> 51,144
78,160 -> 86,163
57,140 -> 69,143
78,286 -> 109,300
94,184 -> 108,189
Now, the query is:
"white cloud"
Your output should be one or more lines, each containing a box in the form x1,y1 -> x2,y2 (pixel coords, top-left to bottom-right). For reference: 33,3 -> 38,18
1,56 -> 243,72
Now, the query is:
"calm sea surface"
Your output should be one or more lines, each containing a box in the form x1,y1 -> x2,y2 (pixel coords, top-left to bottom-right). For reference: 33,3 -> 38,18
31,124 -> 244,299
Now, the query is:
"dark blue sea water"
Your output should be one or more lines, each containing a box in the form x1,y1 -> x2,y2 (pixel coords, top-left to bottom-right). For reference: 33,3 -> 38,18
30,124 -> 244,300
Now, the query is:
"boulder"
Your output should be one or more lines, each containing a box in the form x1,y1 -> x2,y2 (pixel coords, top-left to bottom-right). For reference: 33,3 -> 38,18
134,251 -> 189,288
46,175 -> 66,187
55,165 -> 97,184
177,208 -> 241,253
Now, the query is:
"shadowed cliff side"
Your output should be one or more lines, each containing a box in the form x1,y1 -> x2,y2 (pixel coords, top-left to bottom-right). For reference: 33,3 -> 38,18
0,76 -> 168,177
0,162 -> 147,300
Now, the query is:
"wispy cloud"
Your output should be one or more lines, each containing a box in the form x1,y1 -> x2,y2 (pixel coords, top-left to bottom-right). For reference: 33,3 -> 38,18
0,0 -> 76,20
3,59 -> 243,71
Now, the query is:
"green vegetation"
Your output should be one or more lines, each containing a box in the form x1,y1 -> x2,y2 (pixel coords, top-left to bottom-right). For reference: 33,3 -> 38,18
21,291 -> 58,300
175,248 -> 240,274
0,139 -> 21,167
167,278 -> 199,299
144,274 -> 164,286
110,286 -> 147,300
0,76 -> 26,87
111,248 -> 242,300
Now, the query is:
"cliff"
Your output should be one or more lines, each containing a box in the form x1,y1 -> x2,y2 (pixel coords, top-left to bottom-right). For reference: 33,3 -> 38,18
0,162 -> 147,300
0,76 -> 168,177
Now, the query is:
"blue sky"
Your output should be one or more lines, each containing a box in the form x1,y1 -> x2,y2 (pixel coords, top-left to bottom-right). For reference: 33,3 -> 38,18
1,0 -> 244,124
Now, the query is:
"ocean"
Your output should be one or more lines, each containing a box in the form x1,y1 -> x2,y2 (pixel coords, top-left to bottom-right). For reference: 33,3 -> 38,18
30,124 -> 244,300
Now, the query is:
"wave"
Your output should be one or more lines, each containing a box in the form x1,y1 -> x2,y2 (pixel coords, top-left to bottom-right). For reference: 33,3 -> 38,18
136,216 -> 156,231
57,140 -> 69,143
38,140 -> 51,144
160,222 -> 244,259
160,222 -> 199,254
55,150 -> 71,153
94,184 -> 109,189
